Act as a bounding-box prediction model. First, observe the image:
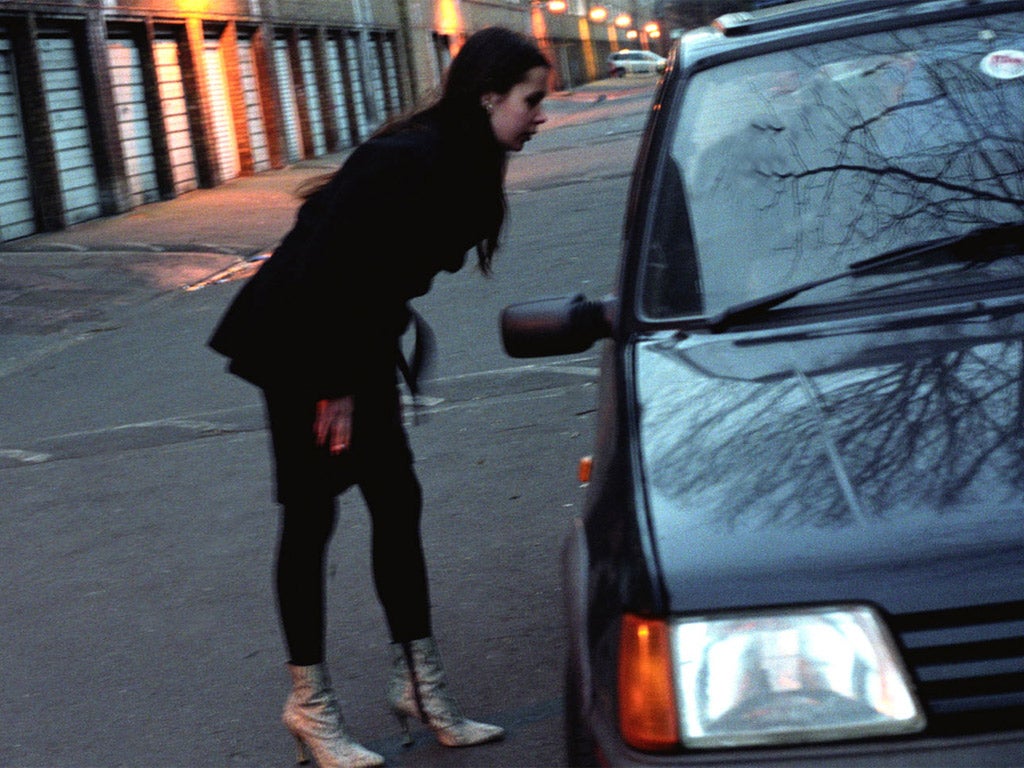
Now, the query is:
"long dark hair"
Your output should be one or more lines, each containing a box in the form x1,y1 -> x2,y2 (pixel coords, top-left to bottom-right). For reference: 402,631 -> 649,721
301,27 -> 549,274
430,27 -> 550,273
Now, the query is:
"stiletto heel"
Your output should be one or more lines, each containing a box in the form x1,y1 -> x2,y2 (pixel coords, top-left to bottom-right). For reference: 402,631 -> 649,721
293,734 -> 310,765
386,637 -> 504,748
394,712 -> 414,747
283,663 -> 385,768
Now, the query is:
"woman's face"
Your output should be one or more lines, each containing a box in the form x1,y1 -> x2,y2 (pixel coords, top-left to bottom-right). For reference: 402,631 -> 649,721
484,66 -> 549,151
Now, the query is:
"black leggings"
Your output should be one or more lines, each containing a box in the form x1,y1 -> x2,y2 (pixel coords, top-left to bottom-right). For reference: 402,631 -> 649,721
265,388 -> 432,665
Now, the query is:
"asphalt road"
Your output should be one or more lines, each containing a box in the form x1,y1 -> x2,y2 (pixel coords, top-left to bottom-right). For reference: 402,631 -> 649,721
0,77 -> 655,768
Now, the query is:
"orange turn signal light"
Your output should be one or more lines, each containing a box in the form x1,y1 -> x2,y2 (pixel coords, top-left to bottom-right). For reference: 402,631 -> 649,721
618,614 -> 679,751
578,455 -> 593,483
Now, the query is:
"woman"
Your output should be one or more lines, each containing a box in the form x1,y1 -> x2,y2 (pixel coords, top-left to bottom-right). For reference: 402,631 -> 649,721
209,27 -> 549,768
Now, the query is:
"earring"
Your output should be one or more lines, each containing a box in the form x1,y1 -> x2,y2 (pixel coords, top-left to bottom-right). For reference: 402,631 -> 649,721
483,101 -> 493,114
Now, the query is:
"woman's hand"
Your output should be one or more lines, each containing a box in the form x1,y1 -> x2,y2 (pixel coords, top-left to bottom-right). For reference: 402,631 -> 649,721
314,396 -> 354,454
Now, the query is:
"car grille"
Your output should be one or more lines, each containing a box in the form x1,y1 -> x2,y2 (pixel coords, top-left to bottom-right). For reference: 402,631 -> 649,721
890,600 -> 1024,734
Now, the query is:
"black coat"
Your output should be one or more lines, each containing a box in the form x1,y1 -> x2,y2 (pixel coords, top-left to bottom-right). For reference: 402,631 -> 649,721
209,110 -> 504,399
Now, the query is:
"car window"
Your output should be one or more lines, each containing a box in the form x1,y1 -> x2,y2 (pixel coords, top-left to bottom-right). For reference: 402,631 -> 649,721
641,10 -> 1024,319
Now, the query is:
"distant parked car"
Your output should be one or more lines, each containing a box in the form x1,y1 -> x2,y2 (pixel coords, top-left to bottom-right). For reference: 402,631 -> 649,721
503,0 -> 1024,765
607,49 -> 666,77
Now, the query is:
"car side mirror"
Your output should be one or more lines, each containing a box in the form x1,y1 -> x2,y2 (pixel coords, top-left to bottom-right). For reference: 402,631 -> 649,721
500,294 -> 616,358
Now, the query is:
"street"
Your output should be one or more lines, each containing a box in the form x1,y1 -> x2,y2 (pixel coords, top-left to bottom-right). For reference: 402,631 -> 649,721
0,78 -> 655,767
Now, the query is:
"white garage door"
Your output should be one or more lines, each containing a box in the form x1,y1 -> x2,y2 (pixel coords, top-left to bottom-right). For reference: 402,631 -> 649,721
203,36 -> 240,182
236,35 -> 271,172
273,37 -> 302,163
153,32 -> 198,195
107,33 -> 160,207
343,35 -> 370,141
298,37 -> 326,156
324,39 -> 352,149
38,33 -> 101,225
0,35 -> 35,240
381,36 -> 401,117
367,36 -> 387,122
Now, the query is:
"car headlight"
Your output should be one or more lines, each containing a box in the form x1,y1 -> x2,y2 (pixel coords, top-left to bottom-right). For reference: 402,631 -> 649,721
673,605 -> 925,748
618,606 -> 925,752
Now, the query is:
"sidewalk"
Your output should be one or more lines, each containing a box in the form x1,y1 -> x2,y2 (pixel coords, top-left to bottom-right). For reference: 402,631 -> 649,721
0,76 -> 656,371
550,72 -> 660,102
0,162 -> 318,356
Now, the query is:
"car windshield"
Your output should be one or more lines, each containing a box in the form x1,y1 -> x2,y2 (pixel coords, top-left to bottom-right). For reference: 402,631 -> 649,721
641,9 -> 1024,320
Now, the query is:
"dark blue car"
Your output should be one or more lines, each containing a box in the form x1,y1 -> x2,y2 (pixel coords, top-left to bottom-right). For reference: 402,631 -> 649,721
502,0 -> 1024,764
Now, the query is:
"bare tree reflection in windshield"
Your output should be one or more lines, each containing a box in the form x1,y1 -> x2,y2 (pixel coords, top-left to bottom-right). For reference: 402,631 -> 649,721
650,13 -> 1024,320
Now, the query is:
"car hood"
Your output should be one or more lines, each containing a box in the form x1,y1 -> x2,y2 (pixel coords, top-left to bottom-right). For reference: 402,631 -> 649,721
635,308 -> 1024,616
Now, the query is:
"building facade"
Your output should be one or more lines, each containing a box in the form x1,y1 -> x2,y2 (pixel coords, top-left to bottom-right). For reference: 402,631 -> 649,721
0,0 -> 632,242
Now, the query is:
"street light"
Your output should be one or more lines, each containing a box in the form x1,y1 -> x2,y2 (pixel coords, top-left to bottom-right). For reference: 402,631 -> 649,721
614,12 -> 632,28
547,0 -> 567,13
588,5 -> 608,23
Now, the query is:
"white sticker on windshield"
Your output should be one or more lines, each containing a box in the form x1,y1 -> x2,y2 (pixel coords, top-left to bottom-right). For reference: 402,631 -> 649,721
980,49 -> 1024,79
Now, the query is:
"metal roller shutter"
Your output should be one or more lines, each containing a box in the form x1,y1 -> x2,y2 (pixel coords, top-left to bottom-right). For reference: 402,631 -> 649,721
367,36 -> 386,124
236,36 -> 270,172
324,38 -> 352,149
343,35 -> 369,141
298,37 -> 326,156
107,34 -> 160,207
38,33 -> 101,225
273,37 -> 302,163
203,36 -> 240,181
0,35 -> 35,240
153,33 -> 198,195
382,35 -> 401,117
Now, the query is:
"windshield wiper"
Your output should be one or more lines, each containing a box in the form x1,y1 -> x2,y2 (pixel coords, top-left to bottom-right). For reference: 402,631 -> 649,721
707,222 -> 1024,332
